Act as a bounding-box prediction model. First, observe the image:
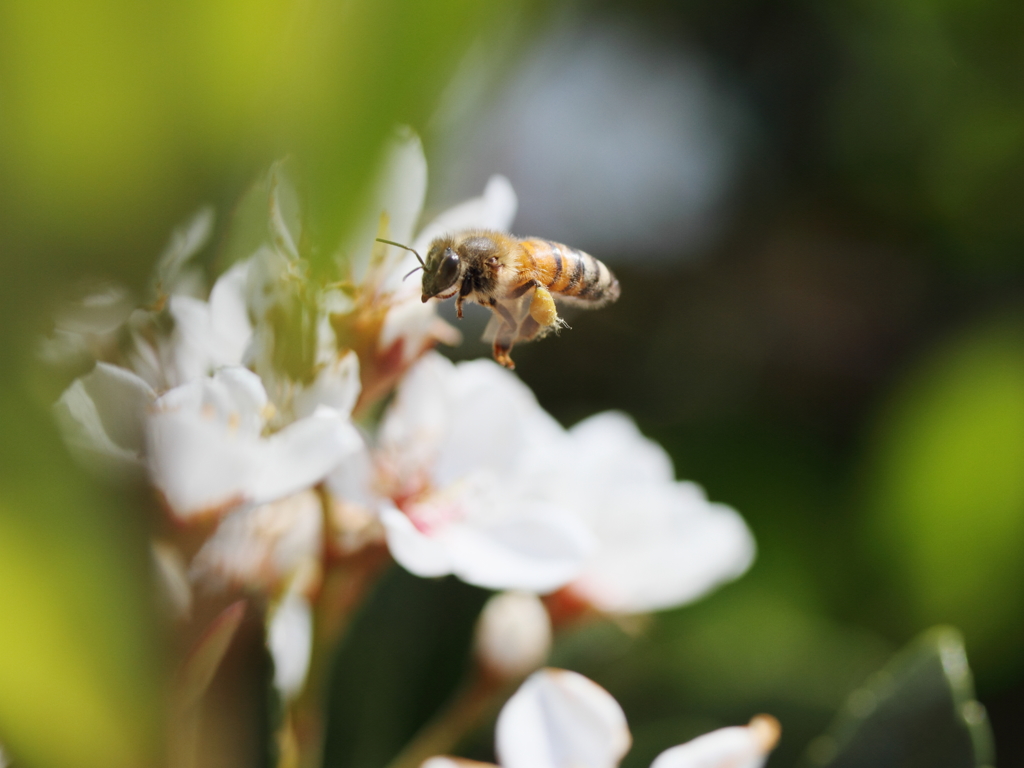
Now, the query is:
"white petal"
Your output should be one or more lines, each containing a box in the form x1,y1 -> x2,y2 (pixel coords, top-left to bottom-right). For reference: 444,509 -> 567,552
441,504 -> 594,593
148,406 -> 262,517
475,592 -> 552,679
567,412 -> 675,484
155,366 -> 267,436
497,669 -> 631,768
168,294 -> 219,382
380,504 -> 454,577
208,260 -> 253,364
412,175 -> 519,254
649,717 -> 780,768
156,207 -> 215,290
293,350 -> 362,420
434,358 -> 564,488
250,413 -> 363,504
214,367 -> 269,426
348,129 -> 428,283
269,166 -> 301,260
53,363 -> 155,472
326,437 -> 375,507
54,283 -> 135,336
377,129 -> 429,249
190,491 -> 323,591
268,591 -> 313,700
380,299 -> 462,363
422,759 -> 498,768
570,485 -> 755,614
379,353 -> 457,479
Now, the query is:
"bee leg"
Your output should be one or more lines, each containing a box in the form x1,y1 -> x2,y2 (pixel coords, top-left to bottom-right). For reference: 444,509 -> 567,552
456,279 -> 473,319
493,322 -> 517,368
488,298 -> 518,369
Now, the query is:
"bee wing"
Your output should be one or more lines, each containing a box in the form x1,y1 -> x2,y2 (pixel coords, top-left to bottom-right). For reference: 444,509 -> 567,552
481,296 -> 532,343
481,312 -> 504,344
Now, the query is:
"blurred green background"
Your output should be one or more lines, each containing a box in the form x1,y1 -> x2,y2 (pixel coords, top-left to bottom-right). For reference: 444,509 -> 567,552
2,0 -> 1023,766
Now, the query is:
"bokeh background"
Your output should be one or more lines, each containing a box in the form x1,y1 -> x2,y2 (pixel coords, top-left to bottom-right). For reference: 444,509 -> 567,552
1,0 -> 1022,766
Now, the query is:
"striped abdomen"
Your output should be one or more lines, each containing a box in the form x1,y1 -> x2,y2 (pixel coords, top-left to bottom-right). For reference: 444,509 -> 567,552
517,238 -> 620,307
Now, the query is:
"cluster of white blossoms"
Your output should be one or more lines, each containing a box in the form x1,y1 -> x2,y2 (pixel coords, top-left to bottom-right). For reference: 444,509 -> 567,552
424,668 -> 780,768
50,131 -> 756,707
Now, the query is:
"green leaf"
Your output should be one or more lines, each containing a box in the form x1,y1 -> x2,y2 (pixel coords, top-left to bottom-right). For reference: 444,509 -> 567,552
804,626 -> 994,768
864,319 -> 1024,678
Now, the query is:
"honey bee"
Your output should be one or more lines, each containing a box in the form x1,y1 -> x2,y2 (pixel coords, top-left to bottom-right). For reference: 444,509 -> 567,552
379,231 -> 620,368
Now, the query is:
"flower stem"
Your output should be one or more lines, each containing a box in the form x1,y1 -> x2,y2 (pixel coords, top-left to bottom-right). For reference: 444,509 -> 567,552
383,673 -> 512,768
290,545 -> 391,768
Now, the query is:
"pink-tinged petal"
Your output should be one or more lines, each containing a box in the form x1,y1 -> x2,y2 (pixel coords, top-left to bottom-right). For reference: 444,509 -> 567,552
441,504 -> 595,593
380,505 -> 454,577
250,413 -> 363,505
570,484 -> 755,614
268,591 -> 314,701
293,350 -> 362,420
54,363 -> 155,473
648,716 -> 780,768
190,491 -> 323,592
412,175 -> 518,255
497,669 -> 631,768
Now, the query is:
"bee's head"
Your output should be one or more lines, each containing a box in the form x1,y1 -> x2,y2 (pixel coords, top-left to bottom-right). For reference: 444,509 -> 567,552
421,237 -> 462,301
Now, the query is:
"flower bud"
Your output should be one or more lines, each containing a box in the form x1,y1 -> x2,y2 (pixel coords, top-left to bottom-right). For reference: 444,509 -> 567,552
474,591 -> 552,680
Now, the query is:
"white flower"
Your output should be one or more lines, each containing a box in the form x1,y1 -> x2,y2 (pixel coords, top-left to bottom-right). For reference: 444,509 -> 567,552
190,490 -> 324,592
148,366 -> 362,519
53,361 -> 156,476
421,669 -> 779,768
329,352 -> 595,592
544,412 -> 755,615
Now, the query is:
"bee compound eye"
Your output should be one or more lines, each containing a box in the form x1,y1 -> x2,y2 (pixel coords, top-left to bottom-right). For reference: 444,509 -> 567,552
436,249 -> 460,289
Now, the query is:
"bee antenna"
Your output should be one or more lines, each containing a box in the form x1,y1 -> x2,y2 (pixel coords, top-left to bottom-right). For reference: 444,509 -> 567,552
376,238 -> 425,267
403,265 -> 424,281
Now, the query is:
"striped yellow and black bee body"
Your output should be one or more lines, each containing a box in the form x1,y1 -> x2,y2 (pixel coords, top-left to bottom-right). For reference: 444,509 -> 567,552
419,229 -> 620,369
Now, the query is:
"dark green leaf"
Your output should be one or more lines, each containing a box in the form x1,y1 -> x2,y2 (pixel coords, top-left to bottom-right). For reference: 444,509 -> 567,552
322,567 -> 489,768
804,626 -> 994,768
